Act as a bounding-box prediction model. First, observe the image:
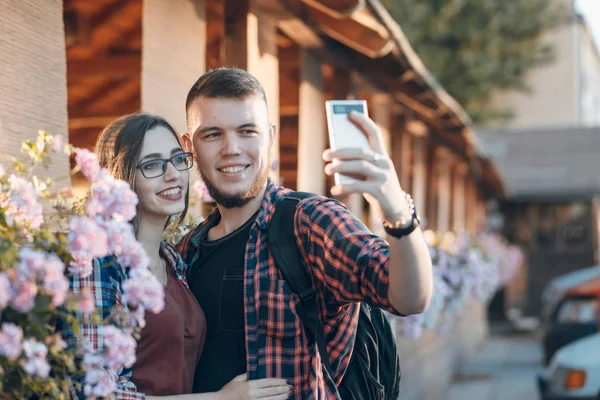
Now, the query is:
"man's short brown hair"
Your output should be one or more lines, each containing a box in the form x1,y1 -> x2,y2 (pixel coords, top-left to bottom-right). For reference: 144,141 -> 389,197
185,68 -> 268,115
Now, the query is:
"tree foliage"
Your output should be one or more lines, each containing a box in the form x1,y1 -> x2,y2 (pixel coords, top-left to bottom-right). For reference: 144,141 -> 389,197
383,0 -> 565,125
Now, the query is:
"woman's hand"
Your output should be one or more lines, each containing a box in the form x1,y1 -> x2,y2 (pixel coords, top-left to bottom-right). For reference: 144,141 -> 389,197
217,373 -> 291,400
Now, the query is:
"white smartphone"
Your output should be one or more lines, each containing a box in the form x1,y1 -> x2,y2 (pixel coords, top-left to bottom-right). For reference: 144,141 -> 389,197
325,100 -> 370,186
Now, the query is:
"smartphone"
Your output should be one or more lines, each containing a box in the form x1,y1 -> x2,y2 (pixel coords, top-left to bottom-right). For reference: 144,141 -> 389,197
325,100 -> 370,186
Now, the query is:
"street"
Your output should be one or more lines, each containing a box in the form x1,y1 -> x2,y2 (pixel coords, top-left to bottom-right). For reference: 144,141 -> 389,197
448,327 -> 543,400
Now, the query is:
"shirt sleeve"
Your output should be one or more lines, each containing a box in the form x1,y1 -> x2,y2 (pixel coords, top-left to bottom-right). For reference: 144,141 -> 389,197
66,258 -> 146,400
295,197 -> 402,315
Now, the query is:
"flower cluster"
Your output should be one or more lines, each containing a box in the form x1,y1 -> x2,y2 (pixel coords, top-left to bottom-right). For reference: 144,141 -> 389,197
395,230 -> 524,340
0,131 -> 165,399
82,326 -> 137,397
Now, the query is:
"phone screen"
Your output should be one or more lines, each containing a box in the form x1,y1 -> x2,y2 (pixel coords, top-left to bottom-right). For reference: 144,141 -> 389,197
325,100 -> 370,186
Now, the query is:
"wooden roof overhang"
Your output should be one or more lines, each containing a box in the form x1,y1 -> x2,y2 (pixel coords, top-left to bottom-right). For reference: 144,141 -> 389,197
266,0 -> 505,199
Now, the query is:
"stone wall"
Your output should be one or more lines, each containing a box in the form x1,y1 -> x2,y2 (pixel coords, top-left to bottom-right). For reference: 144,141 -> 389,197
0,0 -> 69,184
393,299 -> 489,400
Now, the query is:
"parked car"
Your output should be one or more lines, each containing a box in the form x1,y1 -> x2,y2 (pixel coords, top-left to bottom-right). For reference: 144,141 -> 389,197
537,331 -> 600,400
542,275 -> 599,365
541,266 -> 600,322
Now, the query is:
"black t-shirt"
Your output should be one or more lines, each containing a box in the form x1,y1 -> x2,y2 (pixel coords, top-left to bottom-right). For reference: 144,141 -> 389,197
188,214 -> 255,393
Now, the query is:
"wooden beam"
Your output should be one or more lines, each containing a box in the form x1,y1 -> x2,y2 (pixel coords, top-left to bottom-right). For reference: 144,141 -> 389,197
306,5 -> 394,58
69,116 -> 121,130
68,77 -> 113,107
300,0 -> 364,18
79,79 -> 140,116
68,1 -> 142,59
278,18 -> 324,49
67,54 -> 140,81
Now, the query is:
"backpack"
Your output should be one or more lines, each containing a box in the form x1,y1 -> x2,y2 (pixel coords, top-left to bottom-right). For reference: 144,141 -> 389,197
267,192 -> 401,400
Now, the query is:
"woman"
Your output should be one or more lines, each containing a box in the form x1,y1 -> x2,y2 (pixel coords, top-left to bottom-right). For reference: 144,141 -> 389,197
68,113 -> 291,400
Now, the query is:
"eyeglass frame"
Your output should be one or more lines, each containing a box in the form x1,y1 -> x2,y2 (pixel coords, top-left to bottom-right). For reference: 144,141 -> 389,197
136,152 -> 194,179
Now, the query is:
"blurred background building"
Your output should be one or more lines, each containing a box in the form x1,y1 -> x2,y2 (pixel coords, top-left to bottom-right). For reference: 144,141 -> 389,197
478,0 -> 600,315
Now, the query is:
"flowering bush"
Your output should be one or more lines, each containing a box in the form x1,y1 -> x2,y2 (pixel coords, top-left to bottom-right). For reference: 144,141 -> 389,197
0,131 -> 164,399
395,230 -> 524,340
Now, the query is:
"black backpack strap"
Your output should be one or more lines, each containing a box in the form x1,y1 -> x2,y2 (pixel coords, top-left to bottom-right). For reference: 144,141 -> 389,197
267,191 -> 334,377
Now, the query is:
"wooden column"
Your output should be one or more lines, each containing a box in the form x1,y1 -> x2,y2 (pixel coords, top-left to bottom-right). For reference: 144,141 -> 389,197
475,193 -> 487,232
223,0 -> 280,178
410,123 -> 428,223
436,148 -> 452,234
0,0 -> 69,185
369,94 -> 392,235
391,118 -> 412,192
465,177 -> 478,233
426,142 -> 439,231
297,50 -> 326,195
452,163 -> 468,233
142,0 -> 207,216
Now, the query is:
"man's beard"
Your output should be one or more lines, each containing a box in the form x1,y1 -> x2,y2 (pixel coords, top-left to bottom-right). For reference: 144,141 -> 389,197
199,163 -> 269,209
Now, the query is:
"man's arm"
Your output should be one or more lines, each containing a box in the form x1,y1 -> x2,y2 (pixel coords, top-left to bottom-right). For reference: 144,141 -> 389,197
322,111 -> 433,315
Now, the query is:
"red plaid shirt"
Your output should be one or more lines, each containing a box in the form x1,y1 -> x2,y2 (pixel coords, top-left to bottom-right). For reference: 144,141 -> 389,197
177,181 -> 399,399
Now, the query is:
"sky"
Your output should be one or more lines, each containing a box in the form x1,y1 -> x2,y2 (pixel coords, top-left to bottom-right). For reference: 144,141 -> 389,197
576,0 -> 600,50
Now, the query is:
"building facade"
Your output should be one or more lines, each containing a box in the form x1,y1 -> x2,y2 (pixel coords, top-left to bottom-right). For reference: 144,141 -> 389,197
488,0 -> 600,129
1,0 -> 504,237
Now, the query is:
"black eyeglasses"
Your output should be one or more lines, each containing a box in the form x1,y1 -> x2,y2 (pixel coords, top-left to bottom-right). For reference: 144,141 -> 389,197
136,152 -> 194,178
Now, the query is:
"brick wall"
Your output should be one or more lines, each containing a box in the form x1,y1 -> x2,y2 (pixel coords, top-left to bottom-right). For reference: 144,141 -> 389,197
392,299 -> 488,400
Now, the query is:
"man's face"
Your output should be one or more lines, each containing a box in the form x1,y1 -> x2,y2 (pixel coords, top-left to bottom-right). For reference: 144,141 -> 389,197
183,95 -> 276,209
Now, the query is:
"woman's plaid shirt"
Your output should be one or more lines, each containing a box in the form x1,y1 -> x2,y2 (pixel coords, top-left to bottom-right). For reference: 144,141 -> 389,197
177,181 -> 400,399
61,242 -> 189,400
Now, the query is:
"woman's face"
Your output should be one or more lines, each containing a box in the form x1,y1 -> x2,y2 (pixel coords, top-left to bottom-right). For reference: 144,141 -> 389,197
134,126 -> 189,223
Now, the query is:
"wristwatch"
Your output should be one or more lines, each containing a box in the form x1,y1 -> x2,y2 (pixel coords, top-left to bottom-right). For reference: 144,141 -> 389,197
382,192 -> 420,238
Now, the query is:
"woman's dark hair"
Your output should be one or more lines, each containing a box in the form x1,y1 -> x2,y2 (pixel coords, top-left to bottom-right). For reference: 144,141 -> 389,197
94,112 -> 189,233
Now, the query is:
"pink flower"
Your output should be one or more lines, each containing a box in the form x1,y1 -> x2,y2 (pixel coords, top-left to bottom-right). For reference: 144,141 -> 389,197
85,174 -> 138,222
10,280 -> 38,313
83,361 -> 116,399
50,135 -> 64,153
99,325 -> 136,371
0,273 -> 10,310
0,175 -> 44,230
16,247 -> 46,281
78,287 -> 95,317
122,268 -> 165,316
74,148 -> 101,182
42,255 -> 69,307
67,216 -> 109,277
101,220 -> 135,255
0,323 -> 23,361
21,339 -> 50,378
100,220 -> 149,270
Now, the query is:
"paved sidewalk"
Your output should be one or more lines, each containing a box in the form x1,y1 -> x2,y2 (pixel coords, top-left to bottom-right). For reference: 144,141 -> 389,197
447,333 -> 544,400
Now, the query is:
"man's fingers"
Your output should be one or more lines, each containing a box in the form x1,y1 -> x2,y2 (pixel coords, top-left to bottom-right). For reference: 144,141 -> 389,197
323,147 -> 388,164
323,147 -> 368,162
348,111 -> 387,154
325,160 -> 384,181
331,181 -> 377,197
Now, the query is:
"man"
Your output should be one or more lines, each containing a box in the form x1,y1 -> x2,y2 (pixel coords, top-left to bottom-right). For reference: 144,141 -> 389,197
178,68 -> 432,399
